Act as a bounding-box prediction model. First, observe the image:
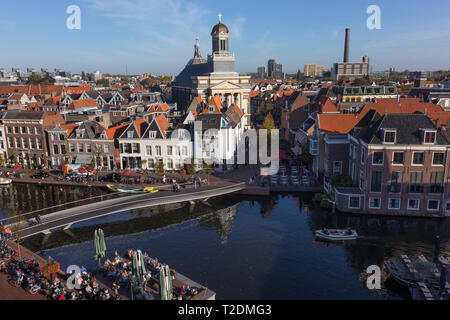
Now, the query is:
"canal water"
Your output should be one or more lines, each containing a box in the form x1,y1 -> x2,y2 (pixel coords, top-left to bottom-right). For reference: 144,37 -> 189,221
3,183 -> 449,299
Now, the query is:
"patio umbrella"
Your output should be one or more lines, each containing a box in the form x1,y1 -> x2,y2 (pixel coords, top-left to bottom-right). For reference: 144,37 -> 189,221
98,229 -> 106,259
159,264 -> 173,300
132,250 -> 145,284
14,165 -> 23,171
433,235 -> 440,264
123,170 -> 131,176
94,230 -> 100,262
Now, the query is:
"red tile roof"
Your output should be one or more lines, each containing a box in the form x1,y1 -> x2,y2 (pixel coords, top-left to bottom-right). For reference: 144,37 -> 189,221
0,85 -> 64,96
318,114 -> 360,134
105,123 -> 129,139
250,90 -> 259,98
358,98 -> 444,118
64,86 -> 91,94
321,98 -> 339,113
68,98 -> 99,110
60,123 -> 80,136
154,114 -> 170,138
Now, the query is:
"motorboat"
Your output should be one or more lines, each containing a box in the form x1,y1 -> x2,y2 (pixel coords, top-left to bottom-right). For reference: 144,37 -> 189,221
0,177 -> 12,185
315,229 -> 358,241
107,185 -> 159,194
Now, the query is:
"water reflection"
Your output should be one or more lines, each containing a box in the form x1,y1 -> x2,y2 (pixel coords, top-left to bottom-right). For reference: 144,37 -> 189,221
6,183 -> 450,299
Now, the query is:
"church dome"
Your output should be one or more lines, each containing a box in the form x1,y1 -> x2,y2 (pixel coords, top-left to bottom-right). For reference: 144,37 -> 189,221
211,22 -> 229,35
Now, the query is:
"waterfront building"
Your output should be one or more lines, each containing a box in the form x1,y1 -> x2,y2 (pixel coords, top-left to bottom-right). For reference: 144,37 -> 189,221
3,110 -> 64,167
172,16 -> 252,127
66,120 -> 115,169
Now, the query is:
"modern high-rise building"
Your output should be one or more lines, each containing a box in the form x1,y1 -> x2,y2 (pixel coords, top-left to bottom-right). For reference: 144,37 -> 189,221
256,66 -> 267,79
267,59 -> 285,79
304,64 -> 327,77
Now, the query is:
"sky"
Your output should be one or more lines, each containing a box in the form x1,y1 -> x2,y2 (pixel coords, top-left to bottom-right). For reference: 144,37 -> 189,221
1,0 -> 450,75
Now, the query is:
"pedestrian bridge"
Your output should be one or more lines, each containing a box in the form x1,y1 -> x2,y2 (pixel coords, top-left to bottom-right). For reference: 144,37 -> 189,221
7,183 -> 246,240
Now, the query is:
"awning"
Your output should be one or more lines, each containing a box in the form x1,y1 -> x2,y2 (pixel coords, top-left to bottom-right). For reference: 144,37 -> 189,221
75,156 -> 93,165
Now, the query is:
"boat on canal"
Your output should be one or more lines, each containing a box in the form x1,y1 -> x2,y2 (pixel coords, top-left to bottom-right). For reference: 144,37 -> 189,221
107,184 -> 159,194
315,229 -> 358,241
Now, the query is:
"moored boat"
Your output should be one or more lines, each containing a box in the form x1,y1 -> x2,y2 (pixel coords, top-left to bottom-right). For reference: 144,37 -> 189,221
107,184 -> 158,194
0,178 -> 12,185
315,229 -> 358,241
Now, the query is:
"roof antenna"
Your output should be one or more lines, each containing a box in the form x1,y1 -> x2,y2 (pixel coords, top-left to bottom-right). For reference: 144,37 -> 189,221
218,13 -> 222,23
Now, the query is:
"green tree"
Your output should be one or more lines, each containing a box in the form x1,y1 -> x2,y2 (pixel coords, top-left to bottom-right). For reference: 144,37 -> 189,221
96,78 -> 110,86
28,74 -> 43,84
187,158 -> 196,175
260,113 -> 276,154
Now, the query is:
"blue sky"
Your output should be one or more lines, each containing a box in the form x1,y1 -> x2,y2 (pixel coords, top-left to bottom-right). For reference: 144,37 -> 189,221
1,0 -> 449,75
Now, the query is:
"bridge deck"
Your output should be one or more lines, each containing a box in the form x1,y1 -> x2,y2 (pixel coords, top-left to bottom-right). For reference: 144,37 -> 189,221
10,183 -> 246,240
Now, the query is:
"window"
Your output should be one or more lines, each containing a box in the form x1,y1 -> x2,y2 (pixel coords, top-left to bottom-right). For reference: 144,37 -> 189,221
78,144 -> 84,153
30,139 -> 36,149
14,127 -> 19,134
408,199 -> 420,210
131,143 -> 140,153
52,134 -> 58,141
412,152 -> 424,165
28,127 -> 33,134
59,134 -> 65,141
384,130 -> 396,143
37,139 -> 42,150
69,143 -> 75,153
429,172 -> 444,193
427,200 -> 440,211
155,146 -> 161,156
175,146 -> 180,156
446,202 -> 450,211
372,152 -> 384,165
369,198 -> 381,209
349,197 -> 360,209
333,161 -> 342,175
21,127 -> 26,134
424,131 -> 436,144
167,159 -> 173,169
370,171 -> 382,193
409,172 -> 423,193
61,145 -> 66,154
15,137 -> 21,148
36,127 -> 41,135
182,146 -> 188,156
388,199 -> 401,210
53,145 -> 59,155
8,137 -> 13,148
389,171 -> 402,193
127,131 -> 134,138
432,152 -> 445,165
146,146 -> 152,156
7,127 -> 11,134
104,145 -> 110,153
361,149 -> 365,164
86,144 -> 92,153
167,146 -> 173,156
22,138 -> 28,149
149,131 -> 156,139
392,152 -> 404,165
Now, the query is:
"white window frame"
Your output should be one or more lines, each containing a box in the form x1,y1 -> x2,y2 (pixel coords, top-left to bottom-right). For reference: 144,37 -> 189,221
431,152 -> 445,166
383,130 -> 396,144
388,198 -> 401,210
423,130 -> 436,144
411,151 -> 424,166
392,151 -> 404,166
369,198 -> 381,209
427,200 -> 440,212
407,199 -> 420,211
333,161 -> 342,175
348,196 -> 361,209
372,151 -> 384,165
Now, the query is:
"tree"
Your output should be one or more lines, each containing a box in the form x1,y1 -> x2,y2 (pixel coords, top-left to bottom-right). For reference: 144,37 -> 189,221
186,158 -> 196,175
96,78 -> 109,86
261,113 -> 276,136
28,74 -> 43,84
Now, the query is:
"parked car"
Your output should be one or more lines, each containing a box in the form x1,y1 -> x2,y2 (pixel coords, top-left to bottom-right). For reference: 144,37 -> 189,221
31,171 -> 49,179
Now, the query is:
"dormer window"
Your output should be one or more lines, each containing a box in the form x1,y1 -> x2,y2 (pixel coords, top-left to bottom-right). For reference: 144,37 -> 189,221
127,131 -> 134,138
384,129 -> 396,144
424,130 -> 436,144
209,106 -> 214,112
76,129 -> 85,138
149,131 -> 156,139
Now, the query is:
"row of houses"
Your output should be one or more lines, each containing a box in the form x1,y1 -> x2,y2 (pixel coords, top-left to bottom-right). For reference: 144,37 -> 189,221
0,94 -> 245,173
279,84 -> 450,216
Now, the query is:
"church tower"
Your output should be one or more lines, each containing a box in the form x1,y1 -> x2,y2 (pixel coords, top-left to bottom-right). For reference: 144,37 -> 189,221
208,14 -> 236,74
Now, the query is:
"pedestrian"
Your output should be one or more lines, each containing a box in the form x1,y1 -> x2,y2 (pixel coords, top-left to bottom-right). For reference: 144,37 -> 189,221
36,214 -> 41,224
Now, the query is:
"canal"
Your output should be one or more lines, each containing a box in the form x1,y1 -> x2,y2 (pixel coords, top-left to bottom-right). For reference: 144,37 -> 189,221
2,183 -> 449,299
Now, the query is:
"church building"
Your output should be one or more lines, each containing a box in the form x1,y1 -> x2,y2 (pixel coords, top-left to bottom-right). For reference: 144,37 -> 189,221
172,15 -> 252,127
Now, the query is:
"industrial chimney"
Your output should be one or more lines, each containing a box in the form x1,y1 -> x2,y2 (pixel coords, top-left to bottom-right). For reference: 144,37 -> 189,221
344,28 -> 350,63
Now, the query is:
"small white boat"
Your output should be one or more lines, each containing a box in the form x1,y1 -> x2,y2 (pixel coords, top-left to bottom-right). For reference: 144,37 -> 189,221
0,178 -> 12,185
315,229 -> 358,241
